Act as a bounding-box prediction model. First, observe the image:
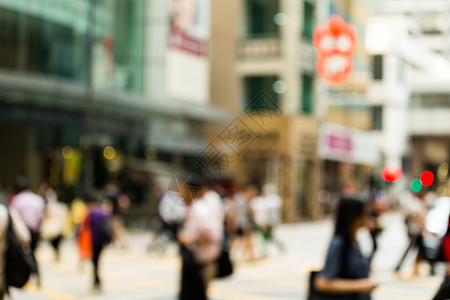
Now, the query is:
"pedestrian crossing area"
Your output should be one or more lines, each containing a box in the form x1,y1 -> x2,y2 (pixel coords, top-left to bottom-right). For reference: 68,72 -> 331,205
11,216 -> 444,300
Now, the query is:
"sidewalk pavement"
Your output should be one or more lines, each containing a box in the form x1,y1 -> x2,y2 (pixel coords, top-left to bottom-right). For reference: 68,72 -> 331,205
10,213 -> 443,300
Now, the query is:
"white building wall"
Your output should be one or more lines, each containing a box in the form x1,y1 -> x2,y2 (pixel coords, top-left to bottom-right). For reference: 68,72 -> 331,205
410,108 -> 450,135
145,0 -> 169,102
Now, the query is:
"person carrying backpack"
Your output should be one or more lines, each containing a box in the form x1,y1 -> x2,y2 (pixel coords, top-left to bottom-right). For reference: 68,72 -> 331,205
0,203 -> 31,299
80,191 -> 113,292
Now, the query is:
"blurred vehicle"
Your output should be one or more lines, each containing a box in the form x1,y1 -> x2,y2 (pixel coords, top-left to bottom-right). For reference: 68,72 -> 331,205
423,197 -> 450,262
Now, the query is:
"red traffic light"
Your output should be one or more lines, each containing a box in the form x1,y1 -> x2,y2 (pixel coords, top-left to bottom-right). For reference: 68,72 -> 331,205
382,166 -> 403,182
420,171 -> 434,187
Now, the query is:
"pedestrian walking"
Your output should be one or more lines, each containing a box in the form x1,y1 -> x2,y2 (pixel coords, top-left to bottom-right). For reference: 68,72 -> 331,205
311,196 -> 378,300
147,188 -> 186,252
203,180 -> 225,223
0,203 -> 30,299
158,189 -> 186,240
263,183 -> 284,254
104,182 -> 129,248
367,189 -> 388,262
80,191 -> 113,292
432,211 -> 450,299
39,182 -> 69,262
233,183 -> 259,261
249,188 -> 270,258
177,176 -> 223,300
394,190 -> 429,275
10,174 -> 45,287
221,186 -> 240,244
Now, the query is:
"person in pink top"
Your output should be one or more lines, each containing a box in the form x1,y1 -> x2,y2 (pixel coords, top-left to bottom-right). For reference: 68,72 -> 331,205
10,175 -> 45,287
178,175 -> 223,300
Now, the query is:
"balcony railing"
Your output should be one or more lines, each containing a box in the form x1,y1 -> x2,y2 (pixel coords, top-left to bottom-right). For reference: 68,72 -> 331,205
237,36 -> 281,59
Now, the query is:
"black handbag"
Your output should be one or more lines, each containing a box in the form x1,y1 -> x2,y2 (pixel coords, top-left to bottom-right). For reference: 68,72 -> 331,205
307,271 -> 355,300
215,249 -> 233,278
100,217 -> 113,245
307,240 -> 356,300
5,211 -> 34,291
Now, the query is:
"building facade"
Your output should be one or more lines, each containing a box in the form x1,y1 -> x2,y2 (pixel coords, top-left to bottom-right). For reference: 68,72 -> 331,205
0,0 -> 228,212
367,2 -> 450,197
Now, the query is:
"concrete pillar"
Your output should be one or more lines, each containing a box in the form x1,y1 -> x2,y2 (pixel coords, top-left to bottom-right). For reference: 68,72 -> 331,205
280,0 -> 300,114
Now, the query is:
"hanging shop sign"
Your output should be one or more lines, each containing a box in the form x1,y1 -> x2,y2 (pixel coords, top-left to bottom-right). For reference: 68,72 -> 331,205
318,123 -> 380,165
313,15 -> 357,84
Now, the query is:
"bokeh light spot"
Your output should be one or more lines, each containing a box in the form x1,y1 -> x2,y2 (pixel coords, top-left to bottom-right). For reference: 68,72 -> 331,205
62,146 -> 74,159
438,163 -> 449,182
382,166 -> 403,182
272,80 -> 287,94
103,146 -> 116,160
145,147 -> 157,161
420,170 -> 434,187
411,178 -> 422,192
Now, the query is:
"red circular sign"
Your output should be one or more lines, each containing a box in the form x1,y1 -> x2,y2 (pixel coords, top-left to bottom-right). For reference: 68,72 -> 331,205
313,15 -> 357,85
382,166 -> 403,182
420,171 -> 434,187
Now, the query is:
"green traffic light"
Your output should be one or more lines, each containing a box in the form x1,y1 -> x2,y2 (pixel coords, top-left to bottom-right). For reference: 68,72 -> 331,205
410,178 -> 422,192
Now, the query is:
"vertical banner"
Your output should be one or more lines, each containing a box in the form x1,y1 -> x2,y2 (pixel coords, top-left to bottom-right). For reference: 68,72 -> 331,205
166,0 -> 210,104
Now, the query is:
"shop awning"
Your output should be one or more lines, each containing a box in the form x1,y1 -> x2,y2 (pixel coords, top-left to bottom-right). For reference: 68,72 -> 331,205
0,70 -> 230,124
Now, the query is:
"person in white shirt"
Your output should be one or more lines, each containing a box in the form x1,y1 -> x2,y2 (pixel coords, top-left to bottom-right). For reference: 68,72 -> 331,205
394,190 -> 429,275
0,203 -> 30,298
158,190 -> 186,240
262,183 -> 284,253
202,183 -> 225,223
178,176 -> 223,300
40,185 -> 68,263
10,175 -> 45,286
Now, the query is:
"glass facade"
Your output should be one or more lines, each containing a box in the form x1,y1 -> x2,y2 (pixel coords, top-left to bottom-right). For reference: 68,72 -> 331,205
0,0 -> 145,93
302,1 -> 315,41
245,0 -> 280,37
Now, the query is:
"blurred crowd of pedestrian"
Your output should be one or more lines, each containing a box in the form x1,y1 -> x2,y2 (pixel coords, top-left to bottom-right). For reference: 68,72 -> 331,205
0,174 -> 123,298
148,175 -> 285,299
3,171 -> 450,300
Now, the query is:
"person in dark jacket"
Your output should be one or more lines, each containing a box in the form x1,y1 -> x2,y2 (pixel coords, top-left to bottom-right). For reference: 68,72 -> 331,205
315,196 -> 378,300
83,191 -> 112,292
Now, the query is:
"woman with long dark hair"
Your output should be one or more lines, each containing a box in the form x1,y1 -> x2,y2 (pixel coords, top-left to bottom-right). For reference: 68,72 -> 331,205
315,196 -> 378,300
